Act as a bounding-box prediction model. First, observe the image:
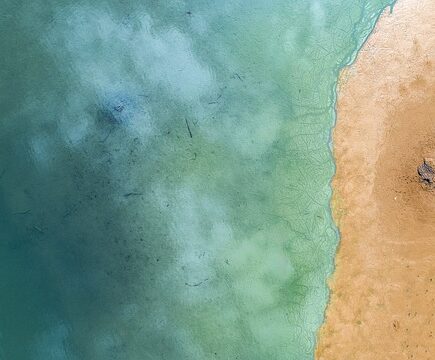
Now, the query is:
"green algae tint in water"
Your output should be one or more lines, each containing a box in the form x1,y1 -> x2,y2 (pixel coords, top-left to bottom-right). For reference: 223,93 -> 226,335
0,1 -> 394,359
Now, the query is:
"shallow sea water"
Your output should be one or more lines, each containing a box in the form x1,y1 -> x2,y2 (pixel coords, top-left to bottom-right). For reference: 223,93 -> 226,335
0,1 -> 394,359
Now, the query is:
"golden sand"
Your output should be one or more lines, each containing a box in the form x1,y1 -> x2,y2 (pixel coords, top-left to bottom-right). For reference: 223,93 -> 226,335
316,0 -> 435,358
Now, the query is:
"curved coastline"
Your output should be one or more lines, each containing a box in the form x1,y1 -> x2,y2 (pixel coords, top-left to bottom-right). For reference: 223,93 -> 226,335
317,0 -> 435,358
315,0 -> 398,351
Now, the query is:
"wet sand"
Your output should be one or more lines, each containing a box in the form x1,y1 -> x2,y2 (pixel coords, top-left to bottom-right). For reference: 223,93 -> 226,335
316,0 -> 435,359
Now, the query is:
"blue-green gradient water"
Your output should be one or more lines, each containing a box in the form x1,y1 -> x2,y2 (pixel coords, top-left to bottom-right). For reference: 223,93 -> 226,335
0,1 -> 394,359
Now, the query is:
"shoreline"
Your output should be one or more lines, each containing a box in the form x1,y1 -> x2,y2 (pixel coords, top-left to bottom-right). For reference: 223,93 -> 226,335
316,0 -> 435,358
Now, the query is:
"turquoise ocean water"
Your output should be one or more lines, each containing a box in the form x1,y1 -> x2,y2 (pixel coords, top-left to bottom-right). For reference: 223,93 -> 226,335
0,1 -> 394,359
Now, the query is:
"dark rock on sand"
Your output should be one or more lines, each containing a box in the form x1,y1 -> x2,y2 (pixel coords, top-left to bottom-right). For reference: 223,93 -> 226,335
417,157 -> 435,187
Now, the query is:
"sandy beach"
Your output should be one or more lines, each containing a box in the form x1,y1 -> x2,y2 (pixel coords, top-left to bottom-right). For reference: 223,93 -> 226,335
316,0 -> 435,359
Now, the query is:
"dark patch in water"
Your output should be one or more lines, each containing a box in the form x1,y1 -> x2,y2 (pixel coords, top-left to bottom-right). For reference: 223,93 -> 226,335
97,99 -> 128,124
96,94 -> 139,126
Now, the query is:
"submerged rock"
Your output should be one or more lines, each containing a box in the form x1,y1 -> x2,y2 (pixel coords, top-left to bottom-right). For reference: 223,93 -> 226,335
97,93 -> 140,125
98,99 -> 129,124
417,157 -> 435,187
